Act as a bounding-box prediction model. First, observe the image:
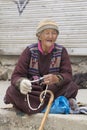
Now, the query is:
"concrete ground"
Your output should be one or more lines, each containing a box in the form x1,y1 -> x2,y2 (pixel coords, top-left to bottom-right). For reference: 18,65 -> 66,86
0,81 -> 87,108
0,81 -> 87,130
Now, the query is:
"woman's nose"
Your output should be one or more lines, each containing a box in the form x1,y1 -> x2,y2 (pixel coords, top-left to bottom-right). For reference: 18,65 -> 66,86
48,33 -> 53,38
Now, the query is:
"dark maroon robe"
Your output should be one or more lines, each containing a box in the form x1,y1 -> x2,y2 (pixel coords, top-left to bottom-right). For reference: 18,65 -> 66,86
4,44 -> 78,115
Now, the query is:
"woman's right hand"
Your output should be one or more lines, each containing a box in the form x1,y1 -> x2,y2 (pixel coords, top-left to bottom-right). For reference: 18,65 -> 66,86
20,79 -> 32,95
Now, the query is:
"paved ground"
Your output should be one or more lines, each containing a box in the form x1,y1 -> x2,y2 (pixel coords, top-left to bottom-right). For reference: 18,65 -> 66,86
0,80 -> 87,108
0,81 -> 10,108
0,81 -> 87,130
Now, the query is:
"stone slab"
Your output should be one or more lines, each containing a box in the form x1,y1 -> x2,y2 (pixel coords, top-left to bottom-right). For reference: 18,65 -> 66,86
0,108 -> 87,130
0,81 -> 87,130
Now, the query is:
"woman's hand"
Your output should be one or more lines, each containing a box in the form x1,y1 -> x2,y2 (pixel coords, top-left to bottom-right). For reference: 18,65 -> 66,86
42,74 -> 60,85
20,79 -> 32,95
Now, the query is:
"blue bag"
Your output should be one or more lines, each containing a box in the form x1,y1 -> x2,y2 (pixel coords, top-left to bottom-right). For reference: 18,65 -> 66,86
42,96 -> 70,114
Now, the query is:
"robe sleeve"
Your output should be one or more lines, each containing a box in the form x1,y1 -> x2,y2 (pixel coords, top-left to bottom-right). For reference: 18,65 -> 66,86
11,47 -> 31,87
59,47 -> 72,84
47,47 -> 73,95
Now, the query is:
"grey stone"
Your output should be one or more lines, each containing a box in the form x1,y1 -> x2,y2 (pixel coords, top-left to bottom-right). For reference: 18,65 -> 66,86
0,70 -> 8,80
0,109 -> 87,130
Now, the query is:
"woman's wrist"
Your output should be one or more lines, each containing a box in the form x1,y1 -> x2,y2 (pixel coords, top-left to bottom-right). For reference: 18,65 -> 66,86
56,74 -> 63,83
15,78 -> 24,90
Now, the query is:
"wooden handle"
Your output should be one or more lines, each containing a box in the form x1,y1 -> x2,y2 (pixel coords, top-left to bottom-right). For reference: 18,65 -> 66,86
39,90 -> 54,130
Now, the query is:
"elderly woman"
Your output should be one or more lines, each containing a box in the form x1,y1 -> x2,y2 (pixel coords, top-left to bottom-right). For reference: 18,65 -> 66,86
4,19 -> 78,115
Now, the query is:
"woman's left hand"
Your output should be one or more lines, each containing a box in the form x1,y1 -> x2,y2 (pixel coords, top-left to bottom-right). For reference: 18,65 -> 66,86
42,74 -> 60,85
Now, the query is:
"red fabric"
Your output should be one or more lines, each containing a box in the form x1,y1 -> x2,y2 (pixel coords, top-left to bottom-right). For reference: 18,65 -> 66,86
38,41 -> 54,54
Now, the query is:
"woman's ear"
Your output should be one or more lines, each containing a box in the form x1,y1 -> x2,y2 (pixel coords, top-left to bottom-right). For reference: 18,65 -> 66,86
37,33 -> 41,40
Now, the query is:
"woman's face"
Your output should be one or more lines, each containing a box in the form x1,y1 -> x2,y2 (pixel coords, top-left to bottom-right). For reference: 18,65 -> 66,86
39,29 -> 58,51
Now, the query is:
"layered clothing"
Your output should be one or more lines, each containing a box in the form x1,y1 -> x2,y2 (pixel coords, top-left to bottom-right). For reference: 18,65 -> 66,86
4,43 -> 78,114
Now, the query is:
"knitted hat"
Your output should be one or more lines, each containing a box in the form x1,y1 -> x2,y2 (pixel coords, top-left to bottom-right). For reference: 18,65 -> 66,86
36,19 -> 59,36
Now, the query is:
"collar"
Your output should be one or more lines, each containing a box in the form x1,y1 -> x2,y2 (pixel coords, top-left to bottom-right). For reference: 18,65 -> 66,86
38,41 -> 54,54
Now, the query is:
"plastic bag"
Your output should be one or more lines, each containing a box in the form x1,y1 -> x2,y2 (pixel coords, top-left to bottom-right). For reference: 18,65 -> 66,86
42,96 -> 70,114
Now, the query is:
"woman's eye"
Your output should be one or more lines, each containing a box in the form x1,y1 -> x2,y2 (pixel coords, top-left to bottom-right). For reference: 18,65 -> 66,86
45,32 -> 49,35
53,32 -> 57,34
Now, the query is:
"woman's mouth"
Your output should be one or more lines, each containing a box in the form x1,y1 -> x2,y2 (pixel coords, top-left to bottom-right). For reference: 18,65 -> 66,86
46,40 -> 53,43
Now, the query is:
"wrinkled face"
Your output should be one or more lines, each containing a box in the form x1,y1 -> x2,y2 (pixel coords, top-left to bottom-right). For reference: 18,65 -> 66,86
39,29 -> 58,49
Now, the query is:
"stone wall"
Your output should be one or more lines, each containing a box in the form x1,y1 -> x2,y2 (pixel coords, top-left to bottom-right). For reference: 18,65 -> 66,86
0,55 -> 87,80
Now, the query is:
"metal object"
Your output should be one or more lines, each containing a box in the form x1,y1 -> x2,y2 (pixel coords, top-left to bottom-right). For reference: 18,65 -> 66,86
39,90 -> 54,130
31,77 -> 44,83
